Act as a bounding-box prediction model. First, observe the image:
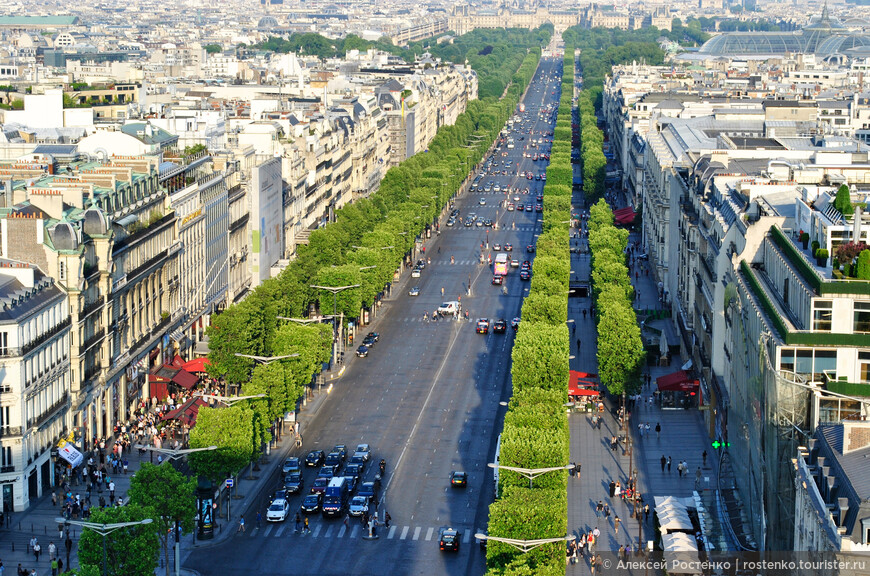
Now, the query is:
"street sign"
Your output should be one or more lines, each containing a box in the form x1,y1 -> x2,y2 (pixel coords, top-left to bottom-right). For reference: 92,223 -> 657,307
225,478 -> 234,488
711,440 -> 731,449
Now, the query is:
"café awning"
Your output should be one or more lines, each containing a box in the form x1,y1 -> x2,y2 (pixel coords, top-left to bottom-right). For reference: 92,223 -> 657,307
656,370 -> 699,392
613,206 -> 637,225
183,357 -> 211,373
171,369 -> 199,390
569,370 -> 600,396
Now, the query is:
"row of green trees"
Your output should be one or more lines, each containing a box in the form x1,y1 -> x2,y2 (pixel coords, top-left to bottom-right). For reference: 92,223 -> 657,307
577,91 -> 606,201
485,48 -> 574,576
588,200 -> 645,396
196,29 -> 550,485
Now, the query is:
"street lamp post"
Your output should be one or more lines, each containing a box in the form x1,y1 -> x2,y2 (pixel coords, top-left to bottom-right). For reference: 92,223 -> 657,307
486,463 -> 573,489
310,284 -> 361,365
133,446 -> 217,576
232,353 -> 300,365
56,518 -> 153,576
475,533 -> 574,553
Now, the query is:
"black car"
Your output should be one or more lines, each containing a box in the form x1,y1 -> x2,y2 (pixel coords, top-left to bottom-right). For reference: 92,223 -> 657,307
450,471 -> 468,488
332,445 -> 347,460
493,319 -> 507,333
349,455 -> 366,470
305,450 -> 325,467
356,345 -> 369,358
526,245 -> 535,253
325,452 -> 343,470
362,335 -> 376,348
366,332 -> 380,343
344,463 -> 363,479
300,493 -> 322,514
520,270 -> 531,281
270,489 -> 288,503
318,465 -> 336,480
439,528 -> 461,552
284,473 -> 304,494
358,481 -> 379,500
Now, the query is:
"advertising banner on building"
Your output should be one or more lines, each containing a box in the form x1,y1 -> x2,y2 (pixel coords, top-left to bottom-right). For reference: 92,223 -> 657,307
57,444 -> 84,468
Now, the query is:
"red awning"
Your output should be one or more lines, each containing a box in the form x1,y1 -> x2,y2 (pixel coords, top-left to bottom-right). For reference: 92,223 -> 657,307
169,354 -> 185,368
183,357 -> 211,373
569,370 -> 599,396
656,370 -> 699,392
160,397 -> 206,424
613,206 -> 637,225
148,375 -> 169,401
171,369 -> 199,390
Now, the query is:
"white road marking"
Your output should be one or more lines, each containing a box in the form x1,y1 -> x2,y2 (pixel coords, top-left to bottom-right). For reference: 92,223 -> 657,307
263,526 -> 273,537
337,525 -> 347,538
323,525 -> 333,538
413,526 -> 422,540
400,526 -> 409,540
425,527 -> 434,541
350,525 -> 360,538
275,524 -> 286,537
312,524 -> 322,537
387,526 -> 397,539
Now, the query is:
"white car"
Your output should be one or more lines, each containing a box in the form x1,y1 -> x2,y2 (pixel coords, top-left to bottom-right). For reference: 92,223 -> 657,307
493,185 -> 501,193
411,268 -> 421,278
479,198 -> 486,205
409,286 -> 420,296
348,495 -> 370,517
266,498 -> 289,522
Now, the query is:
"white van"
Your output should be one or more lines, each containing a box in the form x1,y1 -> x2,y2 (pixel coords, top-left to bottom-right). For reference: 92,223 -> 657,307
437,301 -> 461,316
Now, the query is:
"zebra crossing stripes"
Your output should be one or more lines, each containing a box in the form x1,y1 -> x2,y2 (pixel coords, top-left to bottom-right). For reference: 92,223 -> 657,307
253,523 -> 469,542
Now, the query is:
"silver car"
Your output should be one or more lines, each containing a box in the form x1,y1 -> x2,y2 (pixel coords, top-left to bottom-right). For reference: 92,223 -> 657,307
348,495 -> 370,517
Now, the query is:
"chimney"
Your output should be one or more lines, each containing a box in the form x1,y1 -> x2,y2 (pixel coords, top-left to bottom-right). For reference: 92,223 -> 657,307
807,438 -> 818,463
838,497 -> 850,527
826,475 -> 836,500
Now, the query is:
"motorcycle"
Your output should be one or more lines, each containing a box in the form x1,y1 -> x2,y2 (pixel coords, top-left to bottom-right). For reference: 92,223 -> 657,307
379,459 -> 386,475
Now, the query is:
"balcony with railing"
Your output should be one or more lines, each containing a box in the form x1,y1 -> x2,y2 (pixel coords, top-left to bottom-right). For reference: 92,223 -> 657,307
27,392 -> 69,430
22,317 -> 72,355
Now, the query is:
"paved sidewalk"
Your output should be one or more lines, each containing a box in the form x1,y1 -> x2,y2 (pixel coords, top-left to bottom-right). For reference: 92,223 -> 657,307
565,184 -> 721,573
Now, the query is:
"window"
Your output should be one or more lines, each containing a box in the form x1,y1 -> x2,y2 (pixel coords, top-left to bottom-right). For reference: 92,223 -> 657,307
855,302 -> 870,333
814,350 -> 837,382
783,278 -> 789,305
0,331 -> 6,355
814,300 -> 833,332
59,260 -> 65,281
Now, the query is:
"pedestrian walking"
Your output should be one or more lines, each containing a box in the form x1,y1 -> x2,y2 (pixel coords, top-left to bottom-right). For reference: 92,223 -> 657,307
237,516 -> 245,533
596,500 -> 603,517
256,512 -> 261,528
645,422 -> 650,437
57,524 -> 64,541
660,455 -> 666,472
50,560 -> 57,576
695,467 -> 702,487
575,461 -> 581,479
576,338 -> 581,350
303,517 -> 310,534
667,456 -> 672,473
656,422 -> 661,439
33,543 -> 40,562
703,450 -> 708,466
343,513 -> 349,528
591,554 -> 602,576
295,513 -> 302,533
108,481 -> 115,501
604,504 -> 611,519
644,504 -> 650,521
614,515 -> 621,534
609,480 -> 615,497
48,544 -> 55,562
385,512 -> 391,528
569,463 -> 575,477
51,492 -> 57,506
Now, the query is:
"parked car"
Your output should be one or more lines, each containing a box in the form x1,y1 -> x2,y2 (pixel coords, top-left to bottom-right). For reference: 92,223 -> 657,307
356,345 -> 369,358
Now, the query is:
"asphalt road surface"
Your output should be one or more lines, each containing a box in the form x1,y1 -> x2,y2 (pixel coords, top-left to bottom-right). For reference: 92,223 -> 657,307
185,56 -> 564,576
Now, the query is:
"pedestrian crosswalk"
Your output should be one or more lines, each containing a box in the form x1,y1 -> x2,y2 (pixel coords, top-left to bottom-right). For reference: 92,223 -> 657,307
249,522 -> 473,544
